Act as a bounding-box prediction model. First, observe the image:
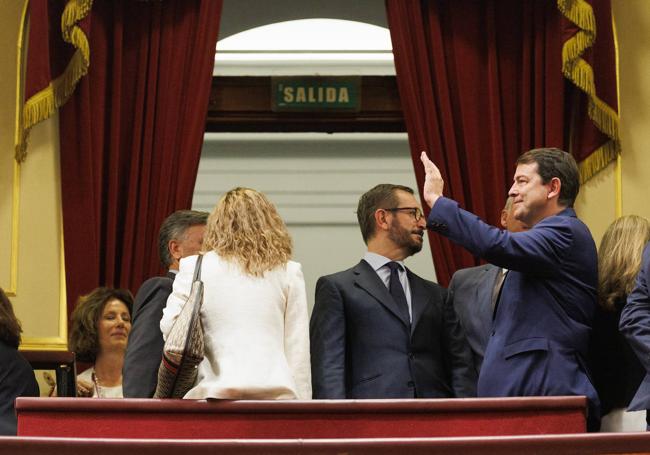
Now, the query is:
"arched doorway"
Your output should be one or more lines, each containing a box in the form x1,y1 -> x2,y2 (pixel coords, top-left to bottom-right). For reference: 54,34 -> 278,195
193,18 -> 437,310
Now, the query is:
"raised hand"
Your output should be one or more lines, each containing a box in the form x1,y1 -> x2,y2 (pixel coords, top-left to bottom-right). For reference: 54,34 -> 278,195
420,151 -> 444,208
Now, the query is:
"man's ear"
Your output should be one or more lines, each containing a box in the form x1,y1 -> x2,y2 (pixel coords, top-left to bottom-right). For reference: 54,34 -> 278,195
547,177 -> 561,200
168,239 -> 182,261
500,209 -> 508,229
374,209 -> 390,232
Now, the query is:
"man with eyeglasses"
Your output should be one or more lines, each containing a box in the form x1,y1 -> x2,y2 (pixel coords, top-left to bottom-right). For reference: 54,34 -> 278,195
310,183 -> 476,399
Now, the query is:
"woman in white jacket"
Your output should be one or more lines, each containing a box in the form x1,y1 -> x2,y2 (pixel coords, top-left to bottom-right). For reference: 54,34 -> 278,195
161,187 -> 311,400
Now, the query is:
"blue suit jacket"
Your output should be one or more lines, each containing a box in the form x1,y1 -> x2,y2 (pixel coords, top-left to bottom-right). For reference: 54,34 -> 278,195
620,242 -> 650,411
428,198 -> 599,412
448,263 -> 499,373
310,259 -> 476,399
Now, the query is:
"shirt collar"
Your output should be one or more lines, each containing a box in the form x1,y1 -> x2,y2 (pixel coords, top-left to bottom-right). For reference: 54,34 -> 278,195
363,251 -> 405,272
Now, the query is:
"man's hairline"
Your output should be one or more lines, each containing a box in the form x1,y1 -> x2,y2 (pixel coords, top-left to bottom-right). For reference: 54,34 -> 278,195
174,222 -> 206,242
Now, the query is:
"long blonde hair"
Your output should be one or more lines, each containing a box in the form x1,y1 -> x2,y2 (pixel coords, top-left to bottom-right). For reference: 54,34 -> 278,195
203,187 -> 293,276
598,215 -> 650,311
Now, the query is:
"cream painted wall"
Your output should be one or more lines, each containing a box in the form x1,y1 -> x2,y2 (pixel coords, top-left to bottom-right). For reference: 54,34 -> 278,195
576,1 -> 650,247
575,162 -> 617,247
613,0 -> 650,221
0,2 -> 21,290
0,0 -> 67,350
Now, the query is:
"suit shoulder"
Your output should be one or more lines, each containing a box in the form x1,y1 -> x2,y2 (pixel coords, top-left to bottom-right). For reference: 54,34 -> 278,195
317,264 -> 359,284
453,264 -> 492,276
538,211 -> 591,236
137,275 -> 173,294
133,276 -> 174,314
408,269 -> 447,294
450,264 -> 494,282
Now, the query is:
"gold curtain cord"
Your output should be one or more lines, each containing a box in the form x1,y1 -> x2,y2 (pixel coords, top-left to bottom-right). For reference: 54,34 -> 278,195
557,0 -> 621,184
15,0 -> 93,162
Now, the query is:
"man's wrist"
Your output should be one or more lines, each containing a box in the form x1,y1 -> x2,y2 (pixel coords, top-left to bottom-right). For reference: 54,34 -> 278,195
425,194 -> 441,208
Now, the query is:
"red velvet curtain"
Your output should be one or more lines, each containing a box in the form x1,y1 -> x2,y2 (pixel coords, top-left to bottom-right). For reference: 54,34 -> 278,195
386,0 -> 612,286
59,0 -> 222,313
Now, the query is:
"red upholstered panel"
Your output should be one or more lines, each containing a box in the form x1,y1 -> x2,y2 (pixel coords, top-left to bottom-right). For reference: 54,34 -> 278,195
16,397 -> 586,439
5,433 -> 650,455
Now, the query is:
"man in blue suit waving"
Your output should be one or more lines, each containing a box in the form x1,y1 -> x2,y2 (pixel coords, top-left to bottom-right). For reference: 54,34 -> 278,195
421,148 -> 599,427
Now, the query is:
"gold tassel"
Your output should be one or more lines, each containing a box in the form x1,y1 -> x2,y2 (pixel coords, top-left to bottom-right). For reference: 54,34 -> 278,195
578,142 -> 618,184
557,0 -> 620,182
15,0 -> 93,162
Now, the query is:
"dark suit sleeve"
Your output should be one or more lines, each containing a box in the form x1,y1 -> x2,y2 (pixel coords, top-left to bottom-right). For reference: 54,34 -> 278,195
310,276 -> 346,398
0,347 -> 39,436
620,243 -> 650,372
441,288 -> 478,397
123,277 -> 173,398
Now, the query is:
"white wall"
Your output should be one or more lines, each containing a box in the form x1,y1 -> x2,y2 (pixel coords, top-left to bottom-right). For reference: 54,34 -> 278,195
193,133 -> 437,311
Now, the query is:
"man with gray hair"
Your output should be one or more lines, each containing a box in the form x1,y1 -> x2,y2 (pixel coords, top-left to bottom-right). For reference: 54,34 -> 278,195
123,210 -> 208,398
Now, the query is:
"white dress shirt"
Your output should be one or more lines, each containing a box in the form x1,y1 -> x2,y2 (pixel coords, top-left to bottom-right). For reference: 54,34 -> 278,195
363,252 -> 413,322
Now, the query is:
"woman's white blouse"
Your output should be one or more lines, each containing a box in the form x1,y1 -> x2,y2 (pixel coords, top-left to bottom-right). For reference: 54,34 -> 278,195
160,252 -> 312,400
77,367 -> 123,398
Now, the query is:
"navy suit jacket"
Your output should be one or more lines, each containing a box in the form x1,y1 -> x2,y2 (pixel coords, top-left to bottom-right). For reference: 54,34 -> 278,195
0,342 -> 39,435
310,259 -> 476,399
448,263 -> 499,373
428,198 -> 599,412
123,271 -> 175,398
620,242 -> 650,411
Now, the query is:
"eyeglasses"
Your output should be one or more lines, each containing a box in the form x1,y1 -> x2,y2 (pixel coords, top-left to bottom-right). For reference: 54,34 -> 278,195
383,207 -> 424,221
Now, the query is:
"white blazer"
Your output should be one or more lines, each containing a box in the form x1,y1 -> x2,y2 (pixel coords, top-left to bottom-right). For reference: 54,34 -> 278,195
161,251 -> 311,400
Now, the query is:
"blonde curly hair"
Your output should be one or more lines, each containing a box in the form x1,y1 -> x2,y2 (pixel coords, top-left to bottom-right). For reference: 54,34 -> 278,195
203,187 -> 292,276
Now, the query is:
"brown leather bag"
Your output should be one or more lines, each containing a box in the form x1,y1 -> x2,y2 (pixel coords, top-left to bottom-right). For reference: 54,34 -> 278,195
153,254 -> 204,398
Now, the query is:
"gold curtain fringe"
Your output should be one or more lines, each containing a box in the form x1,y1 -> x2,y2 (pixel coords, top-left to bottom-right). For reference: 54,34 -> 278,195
61,0 -> 92,42
562,30 -> 594,63
564,58 -> 620,142
578,141 -> 618,184
557,0 -> 620,182
14,0 -> 93,162
557,0 -> 597,35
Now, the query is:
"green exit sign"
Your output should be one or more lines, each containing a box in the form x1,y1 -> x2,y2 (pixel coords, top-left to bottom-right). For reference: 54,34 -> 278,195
272,77 -> 361,112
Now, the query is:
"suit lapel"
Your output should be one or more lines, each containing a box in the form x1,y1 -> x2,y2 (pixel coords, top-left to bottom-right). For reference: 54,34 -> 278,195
477,265 -> 500,319
408,269 -> 429,336
353,260 -> 410,328
477,265 -> 497,302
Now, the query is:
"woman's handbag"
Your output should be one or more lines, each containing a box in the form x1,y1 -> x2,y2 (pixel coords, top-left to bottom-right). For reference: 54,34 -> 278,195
153,254 -> 205,398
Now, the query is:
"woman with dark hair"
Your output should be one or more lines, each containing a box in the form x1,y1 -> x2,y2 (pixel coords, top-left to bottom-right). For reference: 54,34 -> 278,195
0,288 -> 39,435
69,287 -> 133,398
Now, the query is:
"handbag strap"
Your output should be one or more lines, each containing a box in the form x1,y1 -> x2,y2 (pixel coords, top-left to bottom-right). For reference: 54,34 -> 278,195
192,253 -> 203,282
171,254 -> 205,396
